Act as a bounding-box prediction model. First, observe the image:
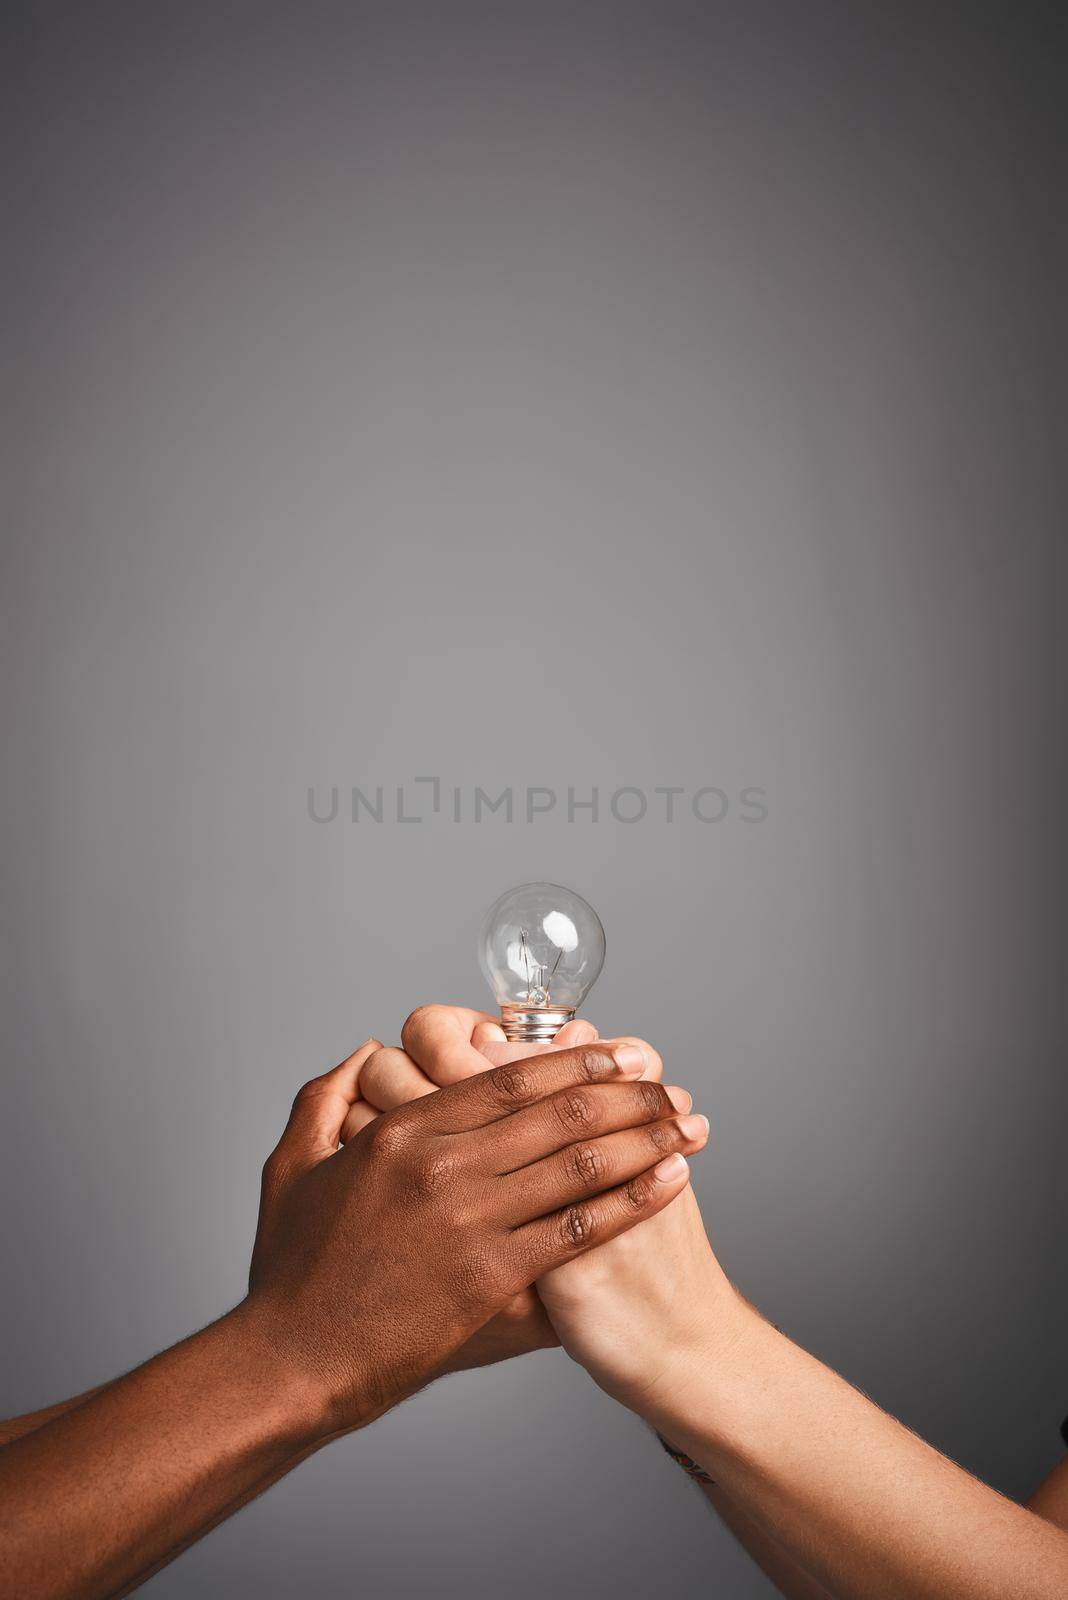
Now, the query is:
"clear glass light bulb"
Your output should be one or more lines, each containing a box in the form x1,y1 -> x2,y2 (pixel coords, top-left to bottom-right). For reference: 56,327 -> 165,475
478,882 -> 606,1041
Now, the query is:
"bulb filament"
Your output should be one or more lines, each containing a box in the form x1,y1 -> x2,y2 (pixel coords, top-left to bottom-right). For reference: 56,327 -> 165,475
518,928 -> 563,1007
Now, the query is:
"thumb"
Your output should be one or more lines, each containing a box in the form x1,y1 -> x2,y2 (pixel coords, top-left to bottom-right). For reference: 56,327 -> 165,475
272,1038 -> 381,1172
470,1019 -> 507,1054
552,1018 -> 598,1047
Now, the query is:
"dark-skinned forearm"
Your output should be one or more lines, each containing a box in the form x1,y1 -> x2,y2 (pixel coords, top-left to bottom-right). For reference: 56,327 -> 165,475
0,1303 -> 332,1600
0,1385 -> 111,1448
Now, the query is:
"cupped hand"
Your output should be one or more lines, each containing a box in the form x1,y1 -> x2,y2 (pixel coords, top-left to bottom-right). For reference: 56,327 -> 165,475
246,1034 -> 700,1435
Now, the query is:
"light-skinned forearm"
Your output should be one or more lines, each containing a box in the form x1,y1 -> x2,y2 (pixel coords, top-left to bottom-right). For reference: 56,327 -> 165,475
0,1303 -> 333,1600
693,1443 -> 1068,1600
696,1483 -> 834,1599
640,1295 -> 1068,1600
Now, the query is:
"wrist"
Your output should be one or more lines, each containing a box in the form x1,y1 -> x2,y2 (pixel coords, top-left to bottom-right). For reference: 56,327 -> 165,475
614,1276 -> 757,1424
632,1290 -> 771,1459
222,1300 -> 347,1446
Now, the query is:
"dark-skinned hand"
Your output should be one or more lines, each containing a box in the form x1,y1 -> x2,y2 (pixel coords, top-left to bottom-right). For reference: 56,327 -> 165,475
248,1033 -> 698,1431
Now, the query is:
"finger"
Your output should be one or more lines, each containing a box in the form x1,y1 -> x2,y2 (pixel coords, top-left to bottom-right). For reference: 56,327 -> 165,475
482,1079 -> 693,1173
401,1004 -> 505,1085
613,1034 -> 662,1081
506,1154 -> 693,1281
406,1006 -> 597,1084
410,1040 -> 656,1136
470,1019 -> 507,1051
469,1015 -> 597,1065
471,1037 -> 579,1071
551,1018 -> 598,1047
360,1046 -> 438,1111
476,1026 -> 657,1090
361,1034 -> 581,1118
470,1017 -> 601,1068
497,1114 -> 709,1226
471,1018 -> 595,1055
415,1012 -> 599,1082
272,1038 -> 382,1168
339,1098 -> 380,1143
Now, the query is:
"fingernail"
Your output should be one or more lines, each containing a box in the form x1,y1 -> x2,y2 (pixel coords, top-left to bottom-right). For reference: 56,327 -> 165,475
676,1113 -> 709,1144
654,1153 -> 689,1182
612,1043 -> 645,1074
664,1084 -> 692,1112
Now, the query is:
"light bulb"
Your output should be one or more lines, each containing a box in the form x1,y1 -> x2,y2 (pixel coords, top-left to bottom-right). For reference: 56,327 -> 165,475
478,882 -> 606,1041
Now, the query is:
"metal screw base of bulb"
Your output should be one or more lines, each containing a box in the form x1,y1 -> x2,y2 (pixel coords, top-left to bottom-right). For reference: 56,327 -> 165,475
499,1003 -> 576,1042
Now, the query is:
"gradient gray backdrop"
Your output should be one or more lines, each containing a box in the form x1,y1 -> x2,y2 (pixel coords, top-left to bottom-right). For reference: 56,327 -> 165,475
3,3 -> 1066,1595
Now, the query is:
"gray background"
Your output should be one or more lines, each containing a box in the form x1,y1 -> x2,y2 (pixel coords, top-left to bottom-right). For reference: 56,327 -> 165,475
3,2 -> 1065,1595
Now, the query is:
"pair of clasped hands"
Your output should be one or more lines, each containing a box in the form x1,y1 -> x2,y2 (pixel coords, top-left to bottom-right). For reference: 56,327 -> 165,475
11,1001 -> 1068,1600
250,1004 -> 724,1430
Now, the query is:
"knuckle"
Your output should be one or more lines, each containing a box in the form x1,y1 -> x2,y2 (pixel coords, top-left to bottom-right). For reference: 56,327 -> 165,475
291,1077 -> 325,1111
576,1047 -> 613,1084
637,1080 -> 666,1119
559,1203 -> 597,1248
555,1089 -> 594,1131
568,1142 -> 607,1185
357,1046 -> 381,1076
401,1004 -> 437,1048
490,1063 -> 534,1104
445,1196 -> 480,1237
645,1119 -> 681,1155
358,1050 -> 389,1097
409,1147 -> 458,1197
367,1112 -> 409,1159
624,1175 -> 652,1212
